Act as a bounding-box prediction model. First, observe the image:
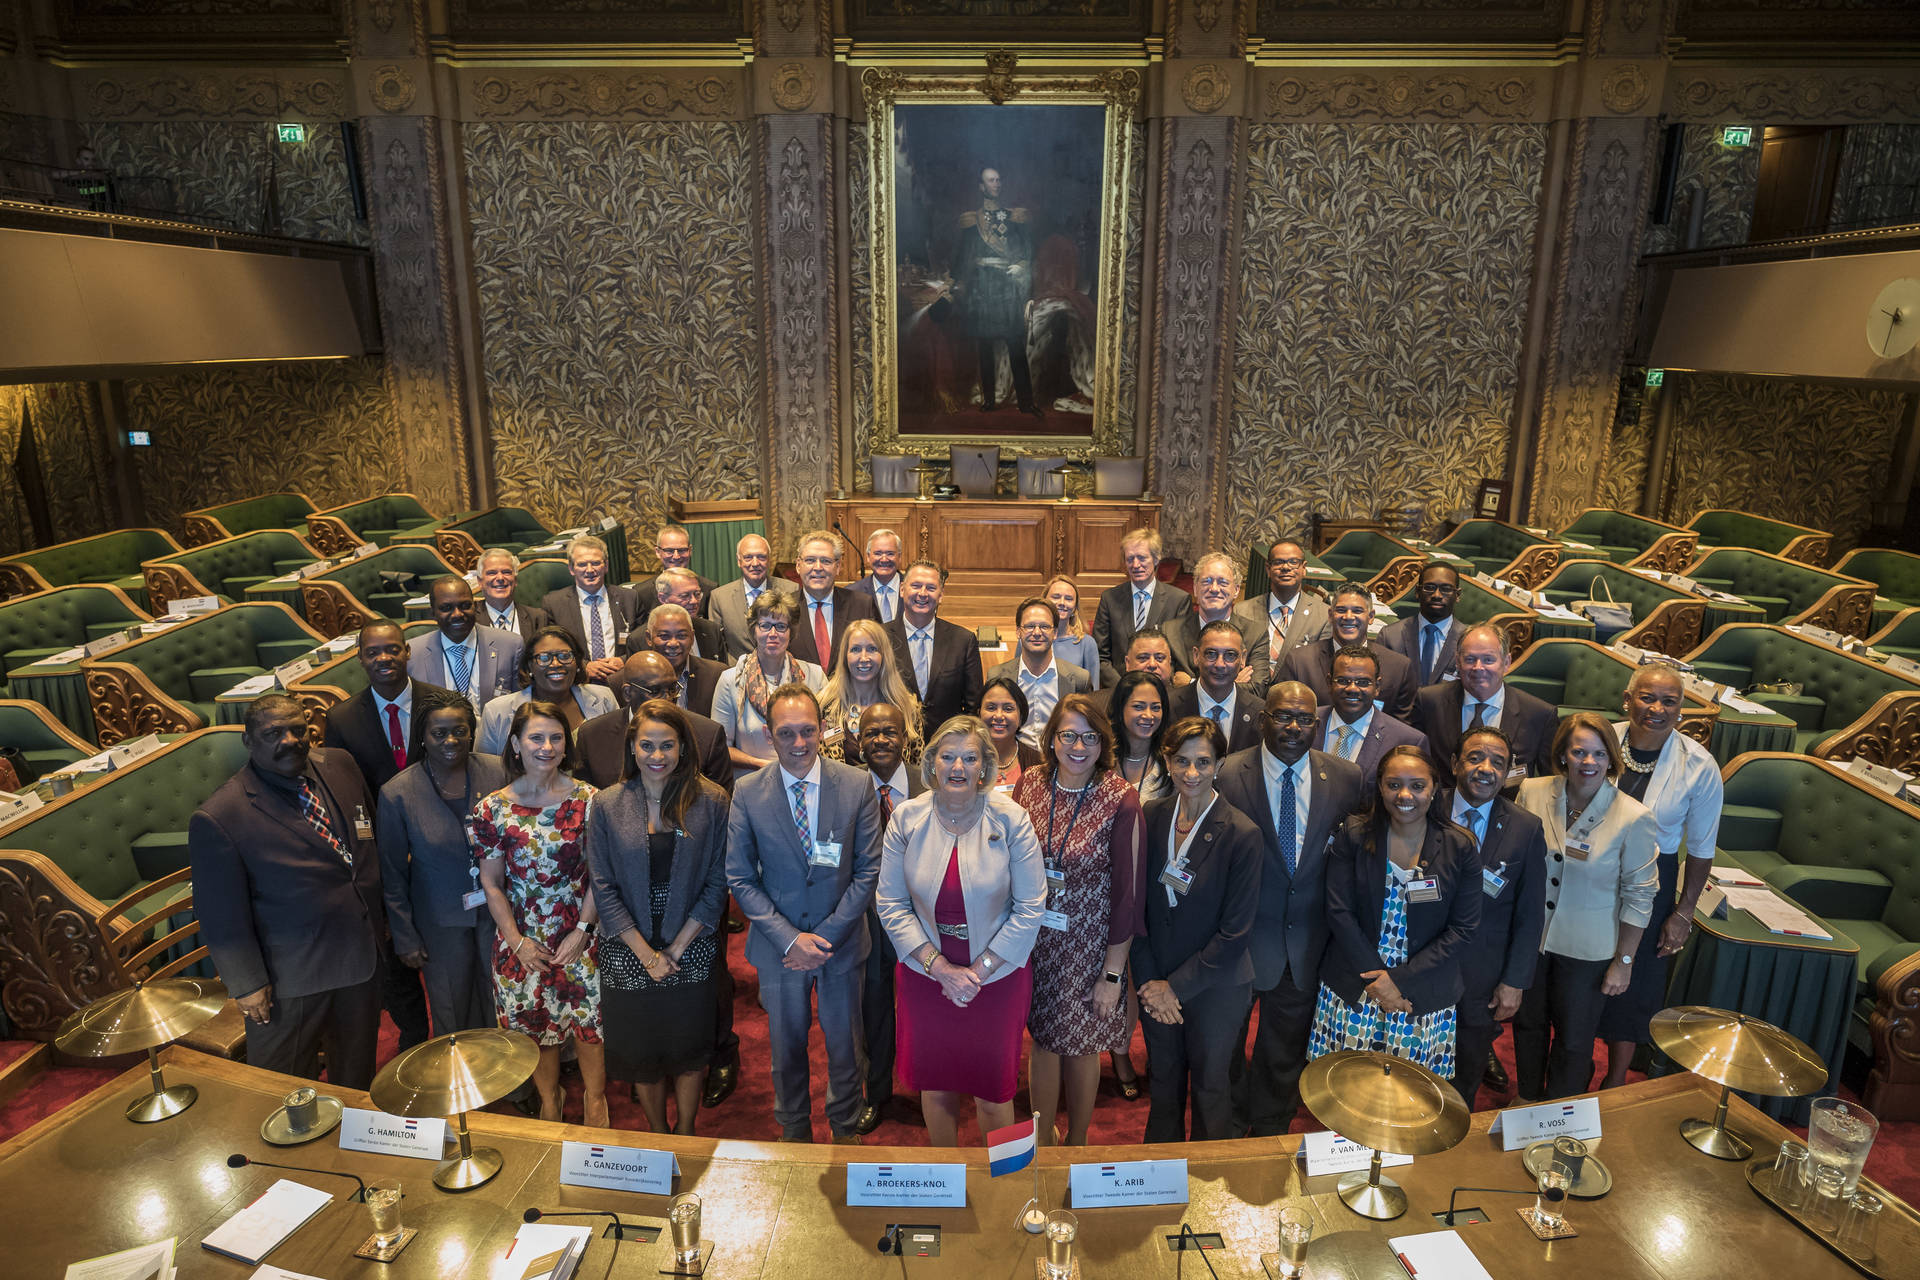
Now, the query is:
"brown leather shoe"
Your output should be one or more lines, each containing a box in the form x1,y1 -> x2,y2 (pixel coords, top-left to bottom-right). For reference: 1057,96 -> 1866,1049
833,1132 -> 864,1146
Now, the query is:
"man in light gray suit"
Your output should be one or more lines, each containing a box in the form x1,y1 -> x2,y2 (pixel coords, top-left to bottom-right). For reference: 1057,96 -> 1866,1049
710,533 -> 794,660
1311,644 -> 1428,780
1234,538 -> 1332,673
986,596 -> 1092,747
726,683 -> 883,1143
410,576 -> 523,710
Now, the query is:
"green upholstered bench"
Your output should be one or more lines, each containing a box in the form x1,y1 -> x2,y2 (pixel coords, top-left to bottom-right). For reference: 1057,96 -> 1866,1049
1505,638 -> 1720,741
0,528 -> 184,607
1555,507 -> 1698,574
0,699 -> 93,779
140,530 -> 324,616
0,726 -> 250,1041
1716,751 -> 1920,1119
1534,557 -> 1717,655
298,544 -> 458,637
80,602 -> 325,745
1313,530 -> 1427,600
1685,547 -> 1875,638
401,506 -> 555,573
1383,573 -> 1561,659
1832,547 -> 1920,632
303,492 -> 442,558
1683,622 -> 1920,769
1435,519 -> 1564,591
0,585 -> 151,699
1866,607 -> 1920,665
179,491 -> 317,546
1687,508 -> 1832,567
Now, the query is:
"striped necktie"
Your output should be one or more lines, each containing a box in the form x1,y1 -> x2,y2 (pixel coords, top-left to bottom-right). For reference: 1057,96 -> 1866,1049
298,778 -> 351,865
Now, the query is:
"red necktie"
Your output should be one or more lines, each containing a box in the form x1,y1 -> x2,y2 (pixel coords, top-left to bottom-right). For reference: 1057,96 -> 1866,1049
386,702 -> 405,771
878,783 -> 894,831
812,600 -> 831,666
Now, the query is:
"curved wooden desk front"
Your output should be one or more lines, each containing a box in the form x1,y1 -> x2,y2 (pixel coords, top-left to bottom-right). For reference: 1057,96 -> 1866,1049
0,1048 -> 1880,1278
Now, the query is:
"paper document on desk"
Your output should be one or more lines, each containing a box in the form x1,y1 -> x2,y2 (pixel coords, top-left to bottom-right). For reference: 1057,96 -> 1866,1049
200,1179 -> 332,1265
1721,886 -> 1833,940
248,1267 -> 327,1280
62,1236 -> 175,1280
505,1223 -> 590,1280
1708,865 -> 1766,887
1387,1229 -> 1494,1280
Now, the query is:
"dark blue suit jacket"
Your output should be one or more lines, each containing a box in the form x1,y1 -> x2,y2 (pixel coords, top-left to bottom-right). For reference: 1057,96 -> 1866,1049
1321,814 -> 1481,1015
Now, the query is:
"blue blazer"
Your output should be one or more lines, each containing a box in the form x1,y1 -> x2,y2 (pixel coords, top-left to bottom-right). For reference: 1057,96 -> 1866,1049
1321,814 -> 1482,1015
587,776 -> 732,946
726,758 -> 883,974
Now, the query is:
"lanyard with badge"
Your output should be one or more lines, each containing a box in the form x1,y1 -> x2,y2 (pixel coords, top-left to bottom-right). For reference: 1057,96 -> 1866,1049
805,784 -> 843,873
1160,797 -> 1212,905
1462,804 -> 1509,899
1563,799 -> 1602,862
1041,780 -> 1090,930
432,765 -> 485,911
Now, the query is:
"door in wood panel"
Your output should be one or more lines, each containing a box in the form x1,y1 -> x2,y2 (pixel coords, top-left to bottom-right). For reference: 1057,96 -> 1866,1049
932,505 -> 1050,578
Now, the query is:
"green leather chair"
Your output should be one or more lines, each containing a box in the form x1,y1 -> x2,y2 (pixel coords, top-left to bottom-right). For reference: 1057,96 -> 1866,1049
1716,751 -> 1920,1119
0,698 -> 93,779
1832,547 -> 1920,632
1434,519 -> 1564,591
80,602 -> 325,745
0,585 -> 150,701
1533,557 -> 1721,655
0,528 -> 183,606
1684,622 -> 1920,769
1382,573 -> 1561,658
405,506 -> 555,573
282,620 -> 436,729
1315,530 -> 1427,599
1505,638 -> 1720,742
140,530 -> 324,615
179,491 -> 317,546
303,493 -> 442,557
1685,547 -> 1875,638
0,726 -> 250,1040
298,544 -> 458,637
1866,607 -> 1920,665
1687,508 -> 1832,567
1554,507 -> 1698,573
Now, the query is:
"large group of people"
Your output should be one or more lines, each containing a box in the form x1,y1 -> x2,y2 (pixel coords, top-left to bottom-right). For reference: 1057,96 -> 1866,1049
189,521 -> 1721,1146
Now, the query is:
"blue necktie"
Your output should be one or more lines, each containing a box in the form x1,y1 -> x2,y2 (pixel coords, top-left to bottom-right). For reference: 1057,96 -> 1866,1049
1421,622 -> 1441,682
911,630 -> 931,693
1276,763 -> 1299,875
1464,808 -> 1484,847
447,642 -> 473,701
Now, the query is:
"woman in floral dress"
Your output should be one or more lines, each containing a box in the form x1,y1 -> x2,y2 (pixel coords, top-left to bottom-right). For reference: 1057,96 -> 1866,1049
471,699 -> 606,1126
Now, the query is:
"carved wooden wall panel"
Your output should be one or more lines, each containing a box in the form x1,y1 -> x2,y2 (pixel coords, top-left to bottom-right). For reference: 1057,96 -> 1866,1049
1256,0 -> 1569,43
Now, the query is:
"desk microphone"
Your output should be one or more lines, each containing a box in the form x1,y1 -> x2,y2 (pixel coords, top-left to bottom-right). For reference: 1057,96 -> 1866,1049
877,1224 -> 900,1254
832,521 -> 867,578
227,1152 -> 368,1202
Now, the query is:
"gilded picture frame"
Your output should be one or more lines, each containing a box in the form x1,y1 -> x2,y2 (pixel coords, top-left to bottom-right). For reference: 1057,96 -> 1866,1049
862,65 -> 1140,460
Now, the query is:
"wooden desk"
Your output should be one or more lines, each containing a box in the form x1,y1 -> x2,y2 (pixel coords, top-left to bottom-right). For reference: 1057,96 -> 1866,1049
1,1049 -> 1894,1278
824,495 -> 1159,609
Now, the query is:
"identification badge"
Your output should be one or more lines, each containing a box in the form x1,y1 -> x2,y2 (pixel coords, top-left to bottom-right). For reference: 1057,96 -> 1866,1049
1042,909 -> 1071,931
1159,863 -> 1195,895
1406,878 -> 1441,904
809,840 -> 842,869
353,805 -> 374,840
1044,866 -> 1066,886
1506,765 -> 1528,782
462,889 -> 488,910
1482,867 -> 1508,898
1564,837 -> 1593,861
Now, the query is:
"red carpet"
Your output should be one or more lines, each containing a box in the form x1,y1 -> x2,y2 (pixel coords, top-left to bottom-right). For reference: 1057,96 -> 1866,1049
7,945 -> 1917,1207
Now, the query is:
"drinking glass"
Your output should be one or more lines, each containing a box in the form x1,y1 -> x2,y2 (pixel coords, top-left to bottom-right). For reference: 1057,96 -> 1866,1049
1276,1206 -> 1313,1279
1532,1166 -> 1570,1231
1810,1165 -> 1847,1230
668,1192 -> 702,1267
1837,1192 -> 1883,1259
1771,1141 -> 1811,1210
366,1177 -> 403,1249
1044,1209 -> 1078,1280
1807,1096 -> 1878,1196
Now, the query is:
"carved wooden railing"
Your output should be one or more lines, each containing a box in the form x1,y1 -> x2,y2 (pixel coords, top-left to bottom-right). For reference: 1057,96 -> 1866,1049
1868,948 -> 1920,1122
1366,555 -> 1426,601
140,561 -> 209,617
82,661 -> 206,746
300,580 -> 380,637
0,851 -> 121,1040
1498,542 -> 1562,592
1792,582 -> 1875,639
1809,690 -> 1920,774
1631,530 -> 1700,574
302,513 -> 361,557
435,528 -> 485,574
179,513 -> 230,546
287,683 -> 351,745
1486,611 -> 1535,662
1678,704 -> 1717,747
1617,598 -> 1706,659
0,562 -> 53,600
1782,532 -> 1833,567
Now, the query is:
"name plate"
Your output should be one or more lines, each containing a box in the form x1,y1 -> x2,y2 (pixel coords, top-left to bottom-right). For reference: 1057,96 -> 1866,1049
352,542 -> 379,559
168,595 -> 221,616
1667,573 -> 1701,594
1068,1159 -> 1189,1209
82,631 -> 132,659
1493,1097 -> 1602,1151
598,516 -> 618,531
846,1162 -> 967,1208
106,734 -> 163,769
338,1107 -> 446,1160
274,658 -> 315,686
1299,1131 -> 1415,1177
559,1140 -> 680,1196
1847,758 -> 1913,800
0,790 -> 46,826
1886,653 -> 1920,679
297,560 -> 334,579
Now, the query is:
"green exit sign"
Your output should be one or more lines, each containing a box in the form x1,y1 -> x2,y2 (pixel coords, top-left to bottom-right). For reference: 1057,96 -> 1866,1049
1720,125 -> 1753,147
276,123 -> 306,143
1645,368 -> 1665,388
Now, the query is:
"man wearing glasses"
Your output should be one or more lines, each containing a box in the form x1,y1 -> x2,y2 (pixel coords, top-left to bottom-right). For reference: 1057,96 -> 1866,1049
1170,551 -> 1270,696
1216,681 -> 1365,1136
632,523 -> 717,620
1310,644 -> 1427,777
1279,580 -> 1420,721
575,649 -> 732,792
986,596 -> 1091,747
1377,561 -> 1466,684
1234,539 -> 1330,672
1169,620 -> 1262,754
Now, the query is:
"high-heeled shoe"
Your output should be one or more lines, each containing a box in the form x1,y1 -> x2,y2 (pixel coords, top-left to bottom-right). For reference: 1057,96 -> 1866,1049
1110,1050 -> 1141,1101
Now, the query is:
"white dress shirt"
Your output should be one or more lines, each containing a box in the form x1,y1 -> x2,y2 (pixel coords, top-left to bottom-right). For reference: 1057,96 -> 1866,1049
1461,684 -> 1505,732
1197,684 -> 1235,727
1260,745 -> 1313,861
1612,720 -> 1724,859
1325,706 -> 1374,762
485,601 -> 520,634
1016,657 -> 1061,747
576,586 -> 616,658
1450,792 -> 1494,849
372,682 -> 413,752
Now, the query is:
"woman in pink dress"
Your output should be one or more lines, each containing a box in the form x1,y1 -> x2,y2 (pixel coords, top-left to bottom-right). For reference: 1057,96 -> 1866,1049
878,715 -> 1048,1146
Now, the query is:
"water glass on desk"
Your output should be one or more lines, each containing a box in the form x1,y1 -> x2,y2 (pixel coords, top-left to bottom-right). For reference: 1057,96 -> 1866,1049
1276,1205 -> 1312,1278
1837,1192 -> 1883,1259
1044,1210 -> 1078,1279
1808,1096 -> 1878,1196
1810,1166 -> 1847,1230
1771,1141 -> 1811,1210
669,1193 -> 702,1268
366,1177 -> 403,1249
1532,1166 -> 1570,1232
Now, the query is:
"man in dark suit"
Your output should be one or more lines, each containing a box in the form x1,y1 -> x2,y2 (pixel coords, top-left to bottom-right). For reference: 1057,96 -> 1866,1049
576,651 -> 732,793
1445,726 -> 1549,1107
540,534 -> 639,684
986,596 -> 1092,747
631,523 -> 717,620
1411,624 -> 1556,789
1312,645 -> 1429,779
190,694 -> 387,1088
477,548 -> 548,639
886,559 -> 982,735
853,702 -> 923,1134
652,568 -> 726,662
1281,580 -> 1419,721
640,602 -> 726,718
1168,619 -> 1262,755
787,529 -> 879,669
1234,539 -> 1332,674
1378,562 -> 1466,685
726,684 -> 883,1143
850,528 -> 906,625
1092,527 -> 1193,686
1168,551 -> 1270,695
1215,682 -> 1366,1136
410,576 -> 524,711
1124,627 -> 1178,688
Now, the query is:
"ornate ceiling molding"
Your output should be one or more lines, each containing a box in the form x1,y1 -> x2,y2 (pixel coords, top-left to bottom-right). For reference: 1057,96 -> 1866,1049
1254,0 -> 1569,43
1664,67 -> 1920,124
78,69 -> 352,121
464,70 -> 744,121
1261,69 -> 1547,121
447,0 -> 743,44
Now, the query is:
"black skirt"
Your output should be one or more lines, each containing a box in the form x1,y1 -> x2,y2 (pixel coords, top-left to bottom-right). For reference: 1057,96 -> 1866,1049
599,866 -> 718,1084
1594,850 -> 1679,1043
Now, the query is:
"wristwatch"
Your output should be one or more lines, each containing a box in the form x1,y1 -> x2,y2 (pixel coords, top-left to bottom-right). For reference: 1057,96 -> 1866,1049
1104,971 -> 1124,985
575,920 -> 597,935
1616,953 -> 1633,965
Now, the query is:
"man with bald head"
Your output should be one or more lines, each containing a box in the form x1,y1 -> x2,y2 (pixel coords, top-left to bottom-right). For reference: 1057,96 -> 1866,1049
643,602 -> 725,717
1216,680 -> 1366,1136
711,533 -> 794,660
575,649 -> 732,793
1410,623 -> 1555,789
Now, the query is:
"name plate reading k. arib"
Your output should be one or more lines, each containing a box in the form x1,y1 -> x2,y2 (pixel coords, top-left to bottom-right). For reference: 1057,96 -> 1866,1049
1299,1131 -> 1415,1177
559,1141 -> 680,1196
846,1163 -> 967,1208
338,1107 -> 446,1160
1068,1159 -> 1189,1209
1493,1097 -> 1602,1151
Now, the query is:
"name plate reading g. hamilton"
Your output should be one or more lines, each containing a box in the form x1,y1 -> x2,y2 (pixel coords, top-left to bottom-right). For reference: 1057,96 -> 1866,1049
338,1107 -> 446,1161
559,1141 -> 680,1196
846,1162 -> 967,1208
1068,1159 -> 1189,1208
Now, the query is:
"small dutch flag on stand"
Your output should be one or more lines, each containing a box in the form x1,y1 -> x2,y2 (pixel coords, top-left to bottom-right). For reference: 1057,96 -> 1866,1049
987,1115 -> 1038,1177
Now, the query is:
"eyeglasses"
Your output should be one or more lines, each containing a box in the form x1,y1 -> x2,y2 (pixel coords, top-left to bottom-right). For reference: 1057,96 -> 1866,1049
628,683 -> 677,700
1054,730 -> 1104,747
1019,621 -> 1055,633
1331,675 -> 1377,688
1268,557 -> 1305,570
756,620 -> 791,633
1265,711 -> 1316,727
532,651 -> 577,667
1416,582 -> 1459,595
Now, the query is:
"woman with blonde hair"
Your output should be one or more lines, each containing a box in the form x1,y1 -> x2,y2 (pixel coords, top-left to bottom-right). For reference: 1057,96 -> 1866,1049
1046,575 -> 1103,690
819,617 -> 923,766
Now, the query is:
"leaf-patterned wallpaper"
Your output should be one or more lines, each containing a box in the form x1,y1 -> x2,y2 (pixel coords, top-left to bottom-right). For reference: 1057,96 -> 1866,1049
462,121 -> 762,576
1657,372 -> 1907,554
1830,123 -> 1920,231
1227,122 -> 1546,552
1595,370 -> 1652,512
0,382 -> 113,557
1641,124 -> 1759,255
81,120 -> 366,244
123,356 -> 402,530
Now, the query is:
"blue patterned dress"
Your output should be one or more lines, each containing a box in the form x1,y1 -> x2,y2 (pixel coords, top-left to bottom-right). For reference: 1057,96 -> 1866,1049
1307,865 -> 1457,1075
